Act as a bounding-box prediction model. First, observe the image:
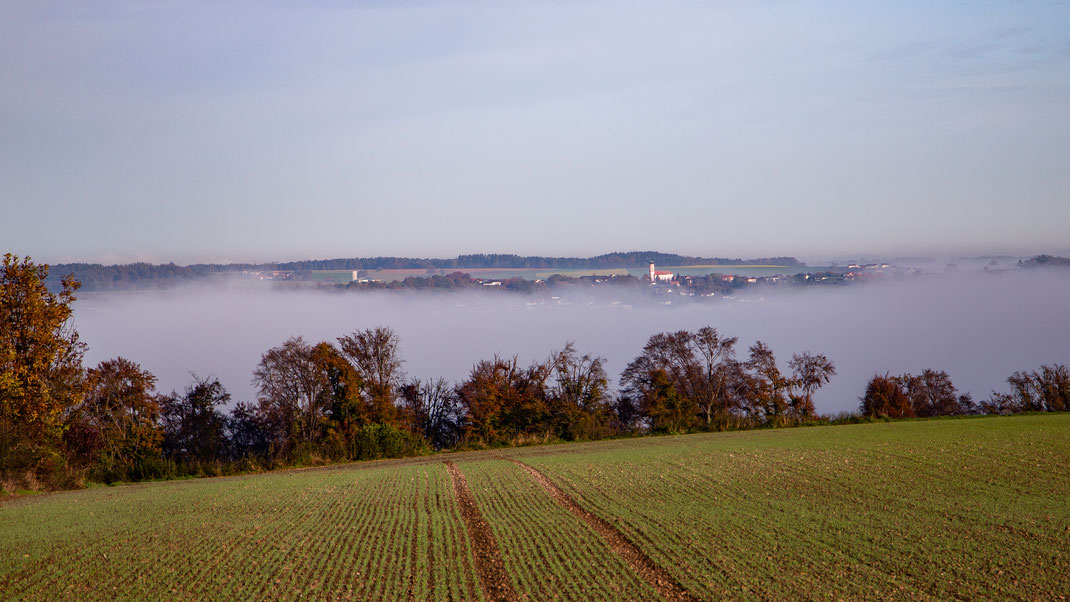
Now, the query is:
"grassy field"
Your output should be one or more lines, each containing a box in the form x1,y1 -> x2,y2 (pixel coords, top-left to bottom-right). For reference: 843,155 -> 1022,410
2,415 -> 1068,600
308,270 -> 359,283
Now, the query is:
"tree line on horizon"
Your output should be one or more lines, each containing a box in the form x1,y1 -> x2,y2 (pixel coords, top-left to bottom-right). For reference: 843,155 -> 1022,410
4,254 -> 1067,492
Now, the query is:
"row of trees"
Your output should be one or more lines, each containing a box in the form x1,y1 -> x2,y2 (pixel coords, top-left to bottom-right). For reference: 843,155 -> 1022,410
617,328 -> 836,433
860,370 -> 977,418
226,327 -> 837,459
859,365 -> 1069,418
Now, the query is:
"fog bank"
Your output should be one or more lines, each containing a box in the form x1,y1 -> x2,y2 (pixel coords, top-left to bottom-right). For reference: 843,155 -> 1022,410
73,270 -> 1070,414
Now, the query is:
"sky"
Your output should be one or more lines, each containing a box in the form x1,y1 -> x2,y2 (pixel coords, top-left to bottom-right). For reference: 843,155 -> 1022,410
2,1 -> 1069,265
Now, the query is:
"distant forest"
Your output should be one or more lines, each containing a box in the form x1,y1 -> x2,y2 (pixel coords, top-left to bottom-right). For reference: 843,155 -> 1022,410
285,252 -> 802,270
44,252 -> 802,291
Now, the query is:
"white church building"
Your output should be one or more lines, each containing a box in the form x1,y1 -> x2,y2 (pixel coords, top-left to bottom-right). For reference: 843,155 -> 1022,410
648,262 -> 674,283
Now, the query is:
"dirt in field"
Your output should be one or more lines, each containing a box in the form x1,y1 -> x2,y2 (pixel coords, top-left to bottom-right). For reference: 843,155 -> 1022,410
444,461 -> 516,602
504,457 -> 698,602
407,474 -> 421,602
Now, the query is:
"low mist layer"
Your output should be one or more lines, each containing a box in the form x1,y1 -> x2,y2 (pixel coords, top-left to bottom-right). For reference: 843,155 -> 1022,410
73,270 -> 1070,413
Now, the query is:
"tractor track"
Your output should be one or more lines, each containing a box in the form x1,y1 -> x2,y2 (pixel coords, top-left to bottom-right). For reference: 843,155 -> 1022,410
444,461 -> 517,601
502,456 -> 698,602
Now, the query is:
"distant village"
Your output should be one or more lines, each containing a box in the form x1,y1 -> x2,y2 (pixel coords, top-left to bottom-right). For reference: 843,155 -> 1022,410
49,252 -> 1064,295
235,257 -> 1042,306
242,260 -> 899,284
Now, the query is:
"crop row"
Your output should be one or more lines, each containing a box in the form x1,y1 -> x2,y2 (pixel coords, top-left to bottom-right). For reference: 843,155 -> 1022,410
0,463 -> 483,600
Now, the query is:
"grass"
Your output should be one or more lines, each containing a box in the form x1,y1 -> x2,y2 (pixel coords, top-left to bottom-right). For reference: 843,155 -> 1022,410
2,414 -> 1068,600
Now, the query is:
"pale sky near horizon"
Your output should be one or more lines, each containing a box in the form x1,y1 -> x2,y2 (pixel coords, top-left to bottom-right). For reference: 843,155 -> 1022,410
2,1 -> 1069,265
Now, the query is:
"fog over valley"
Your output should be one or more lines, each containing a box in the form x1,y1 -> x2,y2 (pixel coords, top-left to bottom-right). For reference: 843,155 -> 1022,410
70,269 -> 1070,414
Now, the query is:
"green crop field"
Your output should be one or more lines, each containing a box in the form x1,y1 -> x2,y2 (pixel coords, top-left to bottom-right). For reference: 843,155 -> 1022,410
3,415 -> 1069,600
308,270 -> 359,284
460,459 -> 659,600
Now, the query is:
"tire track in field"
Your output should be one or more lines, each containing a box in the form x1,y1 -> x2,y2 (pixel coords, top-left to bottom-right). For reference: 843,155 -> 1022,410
444,461 -> 517,602
407,470 -> 422,602
503,457 -> 698,602
423,470 -> 436,599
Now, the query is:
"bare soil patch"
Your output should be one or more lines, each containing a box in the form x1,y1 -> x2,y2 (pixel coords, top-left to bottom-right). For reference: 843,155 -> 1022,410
444,461 -> 516,601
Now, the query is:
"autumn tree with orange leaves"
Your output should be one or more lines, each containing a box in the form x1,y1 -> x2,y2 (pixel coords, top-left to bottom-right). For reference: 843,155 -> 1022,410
0,254 -> 86,488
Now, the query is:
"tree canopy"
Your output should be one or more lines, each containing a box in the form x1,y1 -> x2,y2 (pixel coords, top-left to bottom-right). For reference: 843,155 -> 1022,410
0,254 -> 85,487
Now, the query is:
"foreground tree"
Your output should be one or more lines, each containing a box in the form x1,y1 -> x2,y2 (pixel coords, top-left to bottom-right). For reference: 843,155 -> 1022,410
1006,364 -> 1070,412
788,352 -> 836,418
312,342 -> 367,431
253,336 -> 331,450
899,369 -> 960,417
745,341 -> 792,422
619,330 -> 703,433
399,377 -> 462,449
0,254 -> 85,487
337,327 -> 405,421
980,391 -> 1021,415
66,357 -> 162,480
640,368 -> 695,433
159,376 -> 230,465
1035,364 -> 1070,412
860,373 -> 913,418
227,401 -> 271,461
547,342 -> 614,440
456,355 -> 550,444
692,327 -> 746,427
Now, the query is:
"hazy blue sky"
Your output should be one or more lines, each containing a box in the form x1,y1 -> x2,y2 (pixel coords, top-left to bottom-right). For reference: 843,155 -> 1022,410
2,1 -> 1068,264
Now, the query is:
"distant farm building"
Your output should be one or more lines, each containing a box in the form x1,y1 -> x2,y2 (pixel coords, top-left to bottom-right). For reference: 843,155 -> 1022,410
241,270 -> 293,281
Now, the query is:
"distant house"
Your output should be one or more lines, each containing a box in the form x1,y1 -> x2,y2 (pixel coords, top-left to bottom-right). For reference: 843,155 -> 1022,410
241,270 -> 293,281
